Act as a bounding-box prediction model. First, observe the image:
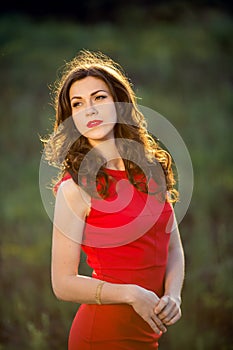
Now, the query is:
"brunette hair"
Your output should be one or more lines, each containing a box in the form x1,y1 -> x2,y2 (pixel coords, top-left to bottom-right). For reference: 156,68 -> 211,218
44,50 -> 178,202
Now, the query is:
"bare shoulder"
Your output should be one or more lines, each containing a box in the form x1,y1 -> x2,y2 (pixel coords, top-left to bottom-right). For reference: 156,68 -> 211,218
56,178 -> 91,217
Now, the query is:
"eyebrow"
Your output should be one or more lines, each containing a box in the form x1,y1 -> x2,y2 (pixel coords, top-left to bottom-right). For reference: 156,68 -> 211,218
70,89 -> 109,101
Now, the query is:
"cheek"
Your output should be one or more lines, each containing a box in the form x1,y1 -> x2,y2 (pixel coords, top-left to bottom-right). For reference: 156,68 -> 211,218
103,103 -> 117,123
72,114 -> 85,133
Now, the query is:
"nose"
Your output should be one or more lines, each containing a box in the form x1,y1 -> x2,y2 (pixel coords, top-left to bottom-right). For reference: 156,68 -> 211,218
85,101 -> 97,117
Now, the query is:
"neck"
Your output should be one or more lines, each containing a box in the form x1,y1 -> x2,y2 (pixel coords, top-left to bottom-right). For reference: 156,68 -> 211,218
105,158 -> 125,170
89,138 -> 125,170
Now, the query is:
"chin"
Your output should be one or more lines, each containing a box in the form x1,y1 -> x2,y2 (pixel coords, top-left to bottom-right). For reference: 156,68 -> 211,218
84,127 -> 115,142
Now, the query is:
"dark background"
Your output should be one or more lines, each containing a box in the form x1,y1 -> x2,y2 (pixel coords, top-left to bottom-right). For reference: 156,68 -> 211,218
1,0 -> 233,23
0,1 -> 232,349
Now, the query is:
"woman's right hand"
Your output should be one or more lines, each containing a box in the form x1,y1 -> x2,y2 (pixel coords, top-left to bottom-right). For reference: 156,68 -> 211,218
127,285 -> 167,334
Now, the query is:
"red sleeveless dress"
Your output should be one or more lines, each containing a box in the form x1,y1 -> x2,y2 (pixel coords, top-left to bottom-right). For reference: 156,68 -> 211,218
58,169 -> 173,350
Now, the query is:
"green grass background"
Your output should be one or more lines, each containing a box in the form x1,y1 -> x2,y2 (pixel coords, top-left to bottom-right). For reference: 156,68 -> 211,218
0,9 -> 232,349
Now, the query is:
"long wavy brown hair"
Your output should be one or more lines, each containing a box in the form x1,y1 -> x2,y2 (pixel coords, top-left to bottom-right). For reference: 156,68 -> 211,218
43,50 -> 178,202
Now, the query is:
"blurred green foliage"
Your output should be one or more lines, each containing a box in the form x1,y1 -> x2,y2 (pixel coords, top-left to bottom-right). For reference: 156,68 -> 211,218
0,10 -> 232,350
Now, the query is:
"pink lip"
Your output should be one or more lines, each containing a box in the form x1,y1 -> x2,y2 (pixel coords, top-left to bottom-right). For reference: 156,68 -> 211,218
86,120 -> 103,128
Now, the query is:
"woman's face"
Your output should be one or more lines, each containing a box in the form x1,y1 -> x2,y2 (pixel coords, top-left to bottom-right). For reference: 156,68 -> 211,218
69,76 -> 117,146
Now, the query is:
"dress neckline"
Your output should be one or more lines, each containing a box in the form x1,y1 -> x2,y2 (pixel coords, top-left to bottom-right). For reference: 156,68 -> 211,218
104,167 -> 126,176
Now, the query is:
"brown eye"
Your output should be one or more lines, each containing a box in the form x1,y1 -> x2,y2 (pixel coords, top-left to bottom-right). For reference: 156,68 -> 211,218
72,101 -> 82,108
95,95 -> 107,101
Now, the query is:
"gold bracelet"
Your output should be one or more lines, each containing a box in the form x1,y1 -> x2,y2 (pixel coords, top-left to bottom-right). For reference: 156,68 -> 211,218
95,281 -> 105,305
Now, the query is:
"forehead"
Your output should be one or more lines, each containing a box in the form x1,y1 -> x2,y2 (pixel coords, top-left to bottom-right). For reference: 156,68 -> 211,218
69,76 -> 110,98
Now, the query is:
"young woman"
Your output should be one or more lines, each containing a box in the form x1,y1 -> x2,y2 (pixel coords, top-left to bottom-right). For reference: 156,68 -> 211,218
45,50 -> 185,349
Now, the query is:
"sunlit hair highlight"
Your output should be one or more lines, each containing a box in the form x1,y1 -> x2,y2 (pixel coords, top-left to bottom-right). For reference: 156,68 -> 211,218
44,50 -> 178,203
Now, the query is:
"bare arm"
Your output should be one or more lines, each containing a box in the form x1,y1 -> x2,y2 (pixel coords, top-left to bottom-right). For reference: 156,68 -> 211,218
51,179 -> 167,334
51,179 -> 130,304
154,219 -> 185,326
164,225 -> 185,302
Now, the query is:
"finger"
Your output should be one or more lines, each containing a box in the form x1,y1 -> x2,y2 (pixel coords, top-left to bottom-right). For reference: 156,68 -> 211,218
151,314 -> 167,333
161,308 -> 178,324
164,309 -> 182,326
154,295 -> 169,314
147,319 -> 163,335
157,302 -> 176,321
